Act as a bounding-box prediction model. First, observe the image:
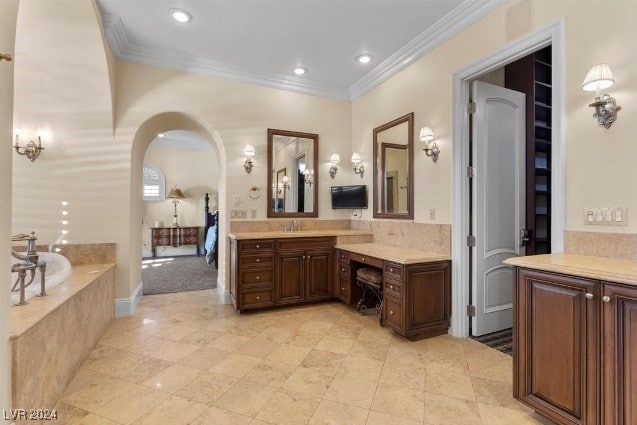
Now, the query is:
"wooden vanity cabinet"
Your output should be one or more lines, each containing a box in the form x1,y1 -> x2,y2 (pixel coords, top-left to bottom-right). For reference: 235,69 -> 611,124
381,260 -> 451,340
230,239 -> 276,310
514,268 -> 637,425
601,282 -> 637,425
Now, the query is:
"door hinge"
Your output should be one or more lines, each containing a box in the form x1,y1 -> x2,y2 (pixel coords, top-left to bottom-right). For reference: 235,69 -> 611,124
467,102 -> 476,114
466,166 -> 476,178
466,235 -> 476,247
467,305 -> 476,317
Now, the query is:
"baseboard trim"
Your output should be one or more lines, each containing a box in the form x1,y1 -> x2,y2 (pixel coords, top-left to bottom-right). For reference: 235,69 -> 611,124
114,281 -> 143,317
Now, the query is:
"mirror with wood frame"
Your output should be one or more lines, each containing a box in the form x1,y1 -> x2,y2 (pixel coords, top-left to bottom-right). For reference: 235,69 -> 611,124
267,128 -> 319,218
373,112 -> 414,219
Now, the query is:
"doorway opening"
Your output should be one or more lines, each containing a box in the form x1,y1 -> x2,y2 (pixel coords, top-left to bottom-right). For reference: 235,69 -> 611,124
141,130 -> 219,296
450,20 -> 565,338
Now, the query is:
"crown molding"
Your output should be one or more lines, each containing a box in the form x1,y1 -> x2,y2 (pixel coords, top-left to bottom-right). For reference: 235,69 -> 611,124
101,0 -> 508,101
348,0 -> 508,99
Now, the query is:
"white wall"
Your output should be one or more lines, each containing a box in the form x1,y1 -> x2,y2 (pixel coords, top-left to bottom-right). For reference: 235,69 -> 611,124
0,0 -> 19,413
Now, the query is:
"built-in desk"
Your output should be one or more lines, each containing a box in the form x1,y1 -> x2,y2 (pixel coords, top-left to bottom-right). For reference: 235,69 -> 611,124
335,243 -> 451,340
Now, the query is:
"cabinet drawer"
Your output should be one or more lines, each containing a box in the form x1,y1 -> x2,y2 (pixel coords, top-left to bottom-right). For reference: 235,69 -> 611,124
338,275 -> 350,299
384,295 -> 403,331
182,235 -> 199,244
383,262 -> 403,280
240,254 -> 275,269
239,240 -> 274,252
181,227 -> 199,236
384,278 -> 402,299
350,253 -> 383,268
337,250 -> 350,262
277,237 -> 333,251
241,288 -> 274,307
337,263 -> 350,277
153,228 -> 171,237
241,269 -> 274,285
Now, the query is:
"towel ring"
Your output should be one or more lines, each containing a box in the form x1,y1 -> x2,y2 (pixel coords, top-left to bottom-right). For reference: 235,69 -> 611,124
248,186 -> 261,199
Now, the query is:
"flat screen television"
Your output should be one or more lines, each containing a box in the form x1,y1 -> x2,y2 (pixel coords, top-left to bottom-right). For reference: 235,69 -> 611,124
331,185 -> 368,209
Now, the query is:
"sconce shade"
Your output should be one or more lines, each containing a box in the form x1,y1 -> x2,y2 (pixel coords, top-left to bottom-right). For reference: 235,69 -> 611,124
582,64 -> 615,92
419,127 -> 434,142
330,153 -> 340,164
167,187 -> 185,199
243,144 -> 255,157
351,152 -> 361,163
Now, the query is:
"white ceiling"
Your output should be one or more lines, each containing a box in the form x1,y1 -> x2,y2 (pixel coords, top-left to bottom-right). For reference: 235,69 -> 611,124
97,0 -> 505,100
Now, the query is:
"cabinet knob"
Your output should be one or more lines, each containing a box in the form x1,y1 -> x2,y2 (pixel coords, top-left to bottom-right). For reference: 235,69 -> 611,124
256,276 -> 260,280
341,267 -> 345,272
256,296 -> 260,300
341,287 -> 345,291
390,268 -> 394,272
302,255 -> 306,259
362,257 -> 366,261
602,295 -> 611,303
256,258 -> 260,263
390,285 -> 394,290
389,310 -> 395,315
307,255 -> 311,259
256,244 -> 260,248
585,293 -> 594,300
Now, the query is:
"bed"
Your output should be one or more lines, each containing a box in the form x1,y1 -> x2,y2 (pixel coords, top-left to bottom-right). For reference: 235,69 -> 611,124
203,193 -> 219,269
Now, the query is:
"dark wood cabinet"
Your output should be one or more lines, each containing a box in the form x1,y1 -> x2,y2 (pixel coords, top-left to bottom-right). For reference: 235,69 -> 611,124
150,226 -> 200,257
602,282 -> 637,425
305,249 -> 333,300
278,252 -> 305,304
229,239 -> 276,310
514,268 -> 599,425
514,267 -> 637,425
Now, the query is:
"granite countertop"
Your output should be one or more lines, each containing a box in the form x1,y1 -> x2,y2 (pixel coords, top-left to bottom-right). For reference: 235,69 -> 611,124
228,229 -> 373,240
10,263 -> 116,338
504,253 -> 637,286
335,242 -> 450,265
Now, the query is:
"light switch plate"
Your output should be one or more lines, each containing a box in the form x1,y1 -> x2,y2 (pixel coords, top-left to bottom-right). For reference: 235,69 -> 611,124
584,207 -> 627,226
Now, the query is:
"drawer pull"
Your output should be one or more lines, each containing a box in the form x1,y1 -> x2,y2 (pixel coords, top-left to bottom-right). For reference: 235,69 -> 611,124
256,296 -> 260,300
341,287 -> 345,291
362,257 -> 366,261
389,310 -> 395,315
341,267 -> 345,272
256,276 -> 260,280
256,258 -> 260,263
390,267 -> 394,272
390,285 -> 394,290
256,244 -> 260,248
585,293 -> 594,300
602,295 -> 611,303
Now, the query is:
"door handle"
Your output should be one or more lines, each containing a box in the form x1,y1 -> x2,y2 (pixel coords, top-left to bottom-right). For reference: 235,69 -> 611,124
520,229 -> 530,247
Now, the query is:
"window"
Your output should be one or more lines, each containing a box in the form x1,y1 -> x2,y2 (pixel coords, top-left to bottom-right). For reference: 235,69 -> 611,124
143,163 -> 166,201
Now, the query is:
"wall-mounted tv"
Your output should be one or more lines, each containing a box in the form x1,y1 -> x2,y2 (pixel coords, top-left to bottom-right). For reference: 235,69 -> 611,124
331,185 -> 368,209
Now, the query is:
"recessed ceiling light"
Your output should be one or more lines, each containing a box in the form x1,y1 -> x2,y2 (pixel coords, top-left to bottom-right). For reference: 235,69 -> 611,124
169,8 -> 192,23
293,67 -> 307,76
158,133 -> 165,138
357,54 -> 372,64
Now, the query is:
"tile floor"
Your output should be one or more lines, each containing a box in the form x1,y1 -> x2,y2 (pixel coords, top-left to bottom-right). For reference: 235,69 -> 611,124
54,290 -> 552,424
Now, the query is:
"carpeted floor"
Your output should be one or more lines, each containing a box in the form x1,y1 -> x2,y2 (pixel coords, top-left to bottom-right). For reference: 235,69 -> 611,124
471,328 -> 513,355
142,255 -> 217,295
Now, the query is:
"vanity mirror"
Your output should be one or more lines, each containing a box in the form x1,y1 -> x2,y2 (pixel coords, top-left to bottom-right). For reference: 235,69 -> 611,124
373,112 -> 414,219
267,128 -> 319,218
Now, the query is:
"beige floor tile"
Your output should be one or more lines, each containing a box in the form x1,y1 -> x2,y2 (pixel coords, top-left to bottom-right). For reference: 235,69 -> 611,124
315,335 -> 356,354
425,368 -> 476,401
471,377 -> 530,412
108,355 -> 173,384
214,379 -> 278,417
62,369 -> 110,397
61,375 -> 139,412
349,339 -> 390,361
380,364 -> 426,391
309,399 -> 369,425
357,327 -> 393,346
191,406 -> 252,425
285,330 -> 325,348
180,329 -> 223,346
210,334 -> 252,351
370,383 -> 425,422
98,328 -> 148,350
328,324 -> 363,339
75,414 -> 121,425
243,359 -> 298,388
298,320 -> 334,335
128,335 -> 201,362
477,402 -> 553,424
256,389 -> 321,425
385,345 -> 426,368
177,346 -> 227,369
469,360 -> 513,384
301,349 -> 346,376
93,384 -> 170,424
174,371 -> 238,405
266,343 -> 313,366
256,326 -> 295,343
282,366 -> 334,397
365,411 -> 422,425
210,354 -> 262,378
142,363 -> 201,393
52,401 -> 90,424
235,338 -> 281,358
130,394 -> 208,425
324,376 -> 377,409
424,392 -> 481,425
425,353 -> 470,376
337,355 -> 384,381
250,419 -> 276,425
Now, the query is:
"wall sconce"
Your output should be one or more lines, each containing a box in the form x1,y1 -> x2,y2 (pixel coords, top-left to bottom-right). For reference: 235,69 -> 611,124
303,169 -> 314,187
243,144 -> 255,173
582,63 -> 621,129
329,153 -> 340,179
166,186 -> 185,227
419,126 -> 439,163
14,134 -> 45,162
351,152 -> 364,178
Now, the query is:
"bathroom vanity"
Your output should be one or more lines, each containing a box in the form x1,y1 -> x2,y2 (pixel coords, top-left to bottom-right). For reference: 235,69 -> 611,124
229,231 -> 451,340
505,254 -> 637,425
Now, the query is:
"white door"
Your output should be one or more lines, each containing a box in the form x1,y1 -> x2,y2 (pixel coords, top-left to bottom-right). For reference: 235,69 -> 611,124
471,80 -> 526,336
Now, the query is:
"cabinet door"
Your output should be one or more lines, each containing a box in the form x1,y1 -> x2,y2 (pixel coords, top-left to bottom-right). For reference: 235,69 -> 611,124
602,282 -> 637,425
404,262 -> 450,338
515,268 -> 599,425
305,249 -> 333,300
277,252 -> 304,304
